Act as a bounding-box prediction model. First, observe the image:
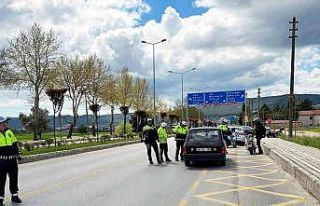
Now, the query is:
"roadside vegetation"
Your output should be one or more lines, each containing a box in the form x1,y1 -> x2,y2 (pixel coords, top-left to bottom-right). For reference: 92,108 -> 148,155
21,137 -> 139,156
281,135 -> 320,149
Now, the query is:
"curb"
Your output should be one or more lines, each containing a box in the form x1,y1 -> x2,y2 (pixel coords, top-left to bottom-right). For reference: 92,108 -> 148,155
19,140 -> 141,164
262,139 -> 320,202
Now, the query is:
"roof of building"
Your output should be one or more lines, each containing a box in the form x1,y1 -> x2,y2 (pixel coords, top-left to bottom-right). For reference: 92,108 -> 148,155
298,110 -> 320,116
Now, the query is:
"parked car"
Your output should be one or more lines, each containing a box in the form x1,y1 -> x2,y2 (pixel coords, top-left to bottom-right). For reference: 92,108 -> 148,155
183,127 -> 227,167
229,126 -> 248,146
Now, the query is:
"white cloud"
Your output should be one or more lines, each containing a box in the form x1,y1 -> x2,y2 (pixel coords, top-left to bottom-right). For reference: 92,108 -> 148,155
1,0 -> 320,117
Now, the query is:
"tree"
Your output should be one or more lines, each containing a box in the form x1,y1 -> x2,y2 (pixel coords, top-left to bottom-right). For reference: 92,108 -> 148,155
296,98 -> 313,111
116,67 -> 133,136
131,77 -> 151,132
53,56 -> 88,138
259,104 -> 271,122
99,74 -> 118,135
85,55 -> 109,137
19,108 -> 50,138
46,88 -> 67,147
6,23 -> 59,140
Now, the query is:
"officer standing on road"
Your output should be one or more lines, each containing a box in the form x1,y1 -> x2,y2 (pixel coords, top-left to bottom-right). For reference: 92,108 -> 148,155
158,122 -> 171,163
0,116 -> 22,206
254,118 -> 266,154
143,118 -> 161,165
174,121 -> 188,161
218,119 -> 231,147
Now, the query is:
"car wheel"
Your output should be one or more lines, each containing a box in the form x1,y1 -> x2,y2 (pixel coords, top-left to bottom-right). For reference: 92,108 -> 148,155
220,160 -> 226,166
185,160 -> 191,167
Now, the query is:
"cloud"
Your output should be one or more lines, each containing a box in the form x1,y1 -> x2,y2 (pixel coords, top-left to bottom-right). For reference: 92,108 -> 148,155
1,0 -> 320,116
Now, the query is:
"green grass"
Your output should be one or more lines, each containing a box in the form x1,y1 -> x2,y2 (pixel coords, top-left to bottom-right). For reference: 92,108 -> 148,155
21,137 -> 139,156
280,135 -> 320,149
16,132 -> 111,141
298,127 -> 320,133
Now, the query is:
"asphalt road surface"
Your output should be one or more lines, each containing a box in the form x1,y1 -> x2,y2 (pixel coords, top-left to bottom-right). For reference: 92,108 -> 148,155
3,138 -> 319,206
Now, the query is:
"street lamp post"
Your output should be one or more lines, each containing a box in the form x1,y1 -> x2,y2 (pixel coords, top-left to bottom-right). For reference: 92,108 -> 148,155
141,39 -> 166,125
168,68 -> 196,122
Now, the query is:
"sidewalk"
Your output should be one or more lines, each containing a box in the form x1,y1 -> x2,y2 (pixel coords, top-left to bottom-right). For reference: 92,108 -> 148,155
262,138 -> 320,202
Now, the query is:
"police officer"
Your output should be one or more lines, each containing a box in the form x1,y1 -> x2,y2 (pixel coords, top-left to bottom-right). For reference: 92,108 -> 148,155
218,119 -> 231,147
0,116 -> 22,206
254,118 -> 266,154
143,118 -> 161,164
174,121 -> 188,161
158,122 -> 171,162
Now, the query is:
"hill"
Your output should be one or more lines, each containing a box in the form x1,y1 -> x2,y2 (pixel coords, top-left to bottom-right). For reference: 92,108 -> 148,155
199,94 -> 320,117
8,114 -> 130,131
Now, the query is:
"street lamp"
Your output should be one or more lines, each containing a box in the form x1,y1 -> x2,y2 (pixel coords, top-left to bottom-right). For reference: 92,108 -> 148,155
168,68 -> 196,122
141,39 -> 166,124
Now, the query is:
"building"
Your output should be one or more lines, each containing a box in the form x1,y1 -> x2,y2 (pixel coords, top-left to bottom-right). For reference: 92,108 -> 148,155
298,110 -> 320,126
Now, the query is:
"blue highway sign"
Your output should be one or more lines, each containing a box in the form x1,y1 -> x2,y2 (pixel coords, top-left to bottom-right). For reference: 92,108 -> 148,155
188,90 -> 245,106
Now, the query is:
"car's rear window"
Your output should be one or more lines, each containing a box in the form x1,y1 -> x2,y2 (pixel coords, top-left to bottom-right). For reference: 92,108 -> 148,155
188,130 -> 221,142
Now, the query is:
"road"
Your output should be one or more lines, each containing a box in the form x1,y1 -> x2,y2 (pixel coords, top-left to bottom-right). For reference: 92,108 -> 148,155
3,138 -> 319,206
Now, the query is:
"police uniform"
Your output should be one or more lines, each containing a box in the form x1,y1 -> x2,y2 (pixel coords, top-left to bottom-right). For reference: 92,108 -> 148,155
0,117 -> 22,205
143,124 -> 161,164
174,124 -> 188,161
158,125 -> 171,162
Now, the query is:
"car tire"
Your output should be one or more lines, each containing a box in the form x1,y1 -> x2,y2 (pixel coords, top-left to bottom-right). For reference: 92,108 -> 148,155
185,160 -> 191,167
220,160 -> 226,166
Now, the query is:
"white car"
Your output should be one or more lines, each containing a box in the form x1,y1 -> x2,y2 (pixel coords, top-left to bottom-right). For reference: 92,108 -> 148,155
229,126 -> 247,146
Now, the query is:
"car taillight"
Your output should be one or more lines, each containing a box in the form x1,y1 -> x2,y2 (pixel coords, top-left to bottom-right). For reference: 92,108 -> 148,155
221,146 -> 226,154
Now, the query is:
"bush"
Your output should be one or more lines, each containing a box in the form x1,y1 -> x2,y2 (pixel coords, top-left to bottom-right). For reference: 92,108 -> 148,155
78,125 -> 88,135
115,123 -> 134,137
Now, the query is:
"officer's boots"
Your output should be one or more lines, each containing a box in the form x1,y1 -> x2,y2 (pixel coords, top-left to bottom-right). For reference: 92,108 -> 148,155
12,195 -> 22,203
0,198 -> 3,206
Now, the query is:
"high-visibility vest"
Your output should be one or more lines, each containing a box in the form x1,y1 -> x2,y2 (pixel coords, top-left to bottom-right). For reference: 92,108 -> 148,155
174,125 -> 188,135
0,129 -> 17,147
158,127 -> 168,144
218,124 -> 228,132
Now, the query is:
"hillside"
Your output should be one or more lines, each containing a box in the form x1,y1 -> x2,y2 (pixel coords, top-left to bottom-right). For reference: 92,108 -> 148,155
8,114 -> 130,131
199,94 -> 320,117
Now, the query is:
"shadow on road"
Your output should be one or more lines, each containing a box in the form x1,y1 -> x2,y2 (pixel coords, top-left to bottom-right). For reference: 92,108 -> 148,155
185,158 -> 237,171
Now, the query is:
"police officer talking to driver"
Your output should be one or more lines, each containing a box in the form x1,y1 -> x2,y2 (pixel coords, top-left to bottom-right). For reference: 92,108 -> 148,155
143,118 -> 161,165
0,116 -> 22,206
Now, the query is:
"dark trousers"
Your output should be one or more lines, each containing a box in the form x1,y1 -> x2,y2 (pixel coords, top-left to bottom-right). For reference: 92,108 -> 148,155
146,141 -> 160,163
159,143 -> 170,161
0,160 -> 19,198
175,140 -> 185,160
256,137 -> 263,154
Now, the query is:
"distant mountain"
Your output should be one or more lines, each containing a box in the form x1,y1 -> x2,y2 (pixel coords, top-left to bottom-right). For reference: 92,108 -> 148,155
250,94 -> 320,108
199,94 -> 320,118
8,114 -> 130,131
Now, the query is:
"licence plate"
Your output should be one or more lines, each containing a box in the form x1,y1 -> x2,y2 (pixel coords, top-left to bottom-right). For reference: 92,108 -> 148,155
196,148 -> 212,152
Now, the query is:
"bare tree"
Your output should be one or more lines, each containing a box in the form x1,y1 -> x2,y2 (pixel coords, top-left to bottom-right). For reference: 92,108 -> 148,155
131,77 -> 151,132
5,23 -> 59,140
131,77 -> 151,112
85,54 -> 110,137
117,67 -> 134,135
99,73 -> 118,135
53,56 -> 88,138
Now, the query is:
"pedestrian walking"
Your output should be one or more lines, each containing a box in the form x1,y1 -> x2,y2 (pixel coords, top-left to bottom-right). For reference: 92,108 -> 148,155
0,116 -> 22,206
254,118 -> 266,154
142,118 -> 161,165
158,122 -> 171,163
173,121 -> 188,161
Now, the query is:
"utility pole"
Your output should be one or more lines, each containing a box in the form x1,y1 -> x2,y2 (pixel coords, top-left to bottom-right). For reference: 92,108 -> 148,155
258,88 -> 261,119
245,93 -> 248,126
289,16 -> 298,138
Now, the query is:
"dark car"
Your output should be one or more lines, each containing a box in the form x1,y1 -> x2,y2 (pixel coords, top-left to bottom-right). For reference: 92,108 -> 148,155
183,127 -> 227,167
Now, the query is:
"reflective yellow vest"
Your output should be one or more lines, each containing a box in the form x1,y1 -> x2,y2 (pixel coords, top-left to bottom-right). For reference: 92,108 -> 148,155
157,127 -> 168,144
0,129 -> 17,147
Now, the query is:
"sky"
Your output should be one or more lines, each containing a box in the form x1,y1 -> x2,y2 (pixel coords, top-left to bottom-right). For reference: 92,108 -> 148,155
0,0 -> 320,117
